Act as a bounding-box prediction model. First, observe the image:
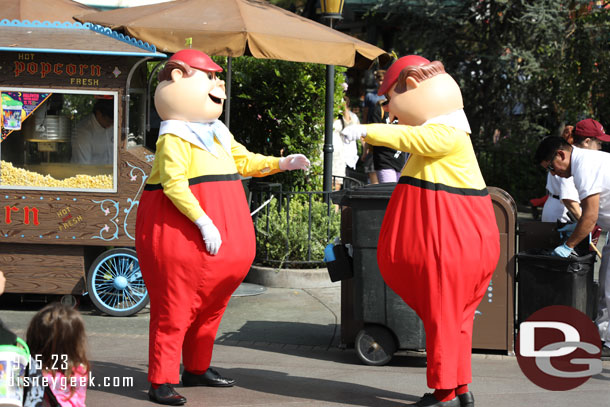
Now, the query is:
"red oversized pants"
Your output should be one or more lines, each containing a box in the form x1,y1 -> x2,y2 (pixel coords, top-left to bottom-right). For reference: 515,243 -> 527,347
377,180 -> 499,389
135,178 -> 255,384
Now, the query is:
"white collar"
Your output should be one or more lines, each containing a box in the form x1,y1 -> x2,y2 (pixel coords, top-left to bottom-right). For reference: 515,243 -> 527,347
159,120 -> 231,157
422,109 -> 471,134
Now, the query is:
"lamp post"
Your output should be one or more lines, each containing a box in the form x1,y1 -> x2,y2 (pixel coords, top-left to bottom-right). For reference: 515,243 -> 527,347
320,0 -> 345,19
320,0 -> 344,195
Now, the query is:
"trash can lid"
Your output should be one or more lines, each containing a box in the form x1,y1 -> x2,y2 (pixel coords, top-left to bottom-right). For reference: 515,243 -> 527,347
517,248 -> 596,263
335,182 -> 397,206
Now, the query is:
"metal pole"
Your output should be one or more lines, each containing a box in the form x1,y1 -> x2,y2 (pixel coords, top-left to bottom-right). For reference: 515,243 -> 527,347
323,64 -> 334,193
323,19 -> 335,194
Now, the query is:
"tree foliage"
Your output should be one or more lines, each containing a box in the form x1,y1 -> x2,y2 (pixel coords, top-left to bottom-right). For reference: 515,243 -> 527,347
370,0 -> 610,203
219,56 -> 346,191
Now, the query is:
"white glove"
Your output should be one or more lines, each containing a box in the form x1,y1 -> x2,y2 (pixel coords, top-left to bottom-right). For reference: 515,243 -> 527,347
194,213 -> 222,255
341,124 -> 367,142
279,154 -> 310,171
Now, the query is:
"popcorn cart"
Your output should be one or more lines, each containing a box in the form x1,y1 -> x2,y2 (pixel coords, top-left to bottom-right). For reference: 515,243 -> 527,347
0,20 -> 166,316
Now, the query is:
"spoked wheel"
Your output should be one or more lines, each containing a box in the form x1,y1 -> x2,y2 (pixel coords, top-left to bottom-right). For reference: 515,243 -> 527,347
355,324 -> 398,366
87,248 -> 149,316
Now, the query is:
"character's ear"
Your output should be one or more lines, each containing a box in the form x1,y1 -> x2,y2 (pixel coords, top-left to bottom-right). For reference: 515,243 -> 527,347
406,76 -> 419,90
170,68 -> 184,82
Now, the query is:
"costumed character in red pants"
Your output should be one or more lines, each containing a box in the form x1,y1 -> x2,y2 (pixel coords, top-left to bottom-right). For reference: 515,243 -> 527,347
342,56 -> 500,407
136,49 -> 310,406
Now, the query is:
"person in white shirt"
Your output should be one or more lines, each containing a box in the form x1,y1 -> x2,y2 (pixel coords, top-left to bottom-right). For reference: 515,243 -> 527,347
541,173 -> 579,223
71,99 -> 114,165
332,95 -> 360,189
541,121 -> 606,223
535,120 -> 610,356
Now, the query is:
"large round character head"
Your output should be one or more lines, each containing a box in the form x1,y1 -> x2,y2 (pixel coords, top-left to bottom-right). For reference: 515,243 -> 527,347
378,55 -> 464,126
154,49 -> 226,122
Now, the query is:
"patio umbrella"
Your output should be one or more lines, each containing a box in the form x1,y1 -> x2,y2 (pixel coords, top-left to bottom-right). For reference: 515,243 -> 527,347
73,0 -> 387,68
1,0 -> 96,23
75,0 -> 389,192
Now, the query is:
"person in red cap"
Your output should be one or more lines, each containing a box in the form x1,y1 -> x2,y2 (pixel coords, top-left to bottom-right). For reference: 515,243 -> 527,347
342,56 -> 500,407
536,119 -> 610,360
136,49 -> 310,405
573,118 -> 610,148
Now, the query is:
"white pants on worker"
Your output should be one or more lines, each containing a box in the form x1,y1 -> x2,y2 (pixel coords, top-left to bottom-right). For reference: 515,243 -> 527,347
596,237 -> 610,346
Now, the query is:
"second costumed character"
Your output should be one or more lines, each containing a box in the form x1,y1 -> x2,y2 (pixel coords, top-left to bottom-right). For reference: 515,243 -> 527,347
135,49 -> 310,405
343,55 -> 500,407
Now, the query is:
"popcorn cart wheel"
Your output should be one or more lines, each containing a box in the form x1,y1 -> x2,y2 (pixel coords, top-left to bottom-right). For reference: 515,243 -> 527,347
86,248 -> 149,317
355,324 -> 398,366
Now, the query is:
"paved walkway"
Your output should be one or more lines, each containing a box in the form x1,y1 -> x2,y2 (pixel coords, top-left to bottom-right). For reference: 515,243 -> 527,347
2,284 -> 610,406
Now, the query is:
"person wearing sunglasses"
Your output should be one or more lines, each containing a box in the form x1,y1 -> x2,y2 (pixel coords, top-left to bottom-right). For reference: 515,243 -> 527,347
535,122 -> 610,357
541,120 -> 607,225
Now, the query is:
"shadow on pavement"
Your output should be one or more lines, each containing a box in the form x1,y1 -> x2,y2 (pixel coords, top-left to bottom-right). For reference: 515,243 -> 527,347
87,361 -> 421,406
217,320 -> 427,369
88,360 -> 148,399
217,320 -> 338,348
592,368 -> 610,381
223,367 -> 416,406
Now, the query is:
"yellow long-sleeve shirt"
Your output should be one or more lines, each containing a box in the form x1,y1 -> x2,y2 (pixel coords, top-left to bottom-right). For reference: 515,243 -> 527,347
146,133 -> 281,222
364,123 -> 487,190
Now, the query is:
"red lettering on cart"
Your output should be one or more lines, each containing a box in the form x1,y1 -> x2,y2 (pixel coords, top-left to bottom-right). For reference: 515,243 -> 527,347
23,207 -> 40,226
14,61 -> 25,77
4,205 -> 18,224
40,62 -> 52,79
66,64 -> 76,76
27,62 -> 38,75
12,58 -> 103,80
90,65 -> 101,76
4,206 -> 41,226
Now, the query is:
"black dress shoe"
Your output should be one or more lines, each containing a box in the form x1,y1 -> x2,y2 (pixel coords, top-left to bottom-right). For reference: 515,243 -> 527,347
182,367 -> 235,387
148,384 -> 186,406
411,393 -> 460,406
457,391 -> 474,407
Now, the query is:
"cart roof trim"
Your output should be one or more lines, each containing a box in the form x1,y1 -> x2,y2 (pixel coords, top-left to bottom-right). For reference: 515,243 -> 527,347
0,19 -> 166,58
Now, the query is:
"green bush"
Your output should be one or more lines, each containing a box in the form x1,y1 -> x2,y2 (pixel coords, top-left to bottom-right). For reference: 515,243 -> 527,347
254,194 -> 341,269
216,56 -> 346,191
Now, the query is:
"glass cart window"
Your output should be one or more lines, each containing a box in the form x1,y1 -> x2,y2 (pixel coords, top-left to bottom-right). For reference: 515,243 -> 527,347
0,89 -> 117,192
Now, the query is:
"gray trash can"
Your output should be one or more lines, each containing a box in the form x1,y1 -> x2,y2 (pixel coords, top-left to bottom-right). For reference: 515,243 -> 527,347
332,183 -> 426,366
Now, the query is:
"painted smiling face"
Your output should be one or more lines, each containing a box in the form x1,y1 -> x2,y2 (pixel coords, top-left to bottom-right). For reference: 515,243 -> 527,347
154,49 -> 226,123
